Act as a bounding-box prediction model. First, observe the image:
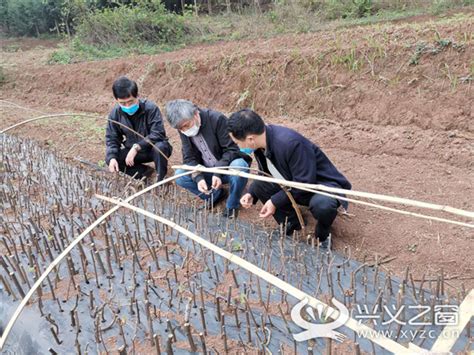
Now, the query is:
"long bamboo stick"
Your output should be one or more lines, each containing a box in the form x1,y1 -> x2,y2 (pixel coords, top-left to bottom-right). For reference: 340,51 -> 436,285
430,289 -> 474,353
222,166 -> 474,228
174,165 -> 474,222
96,195 -> 425,354
2,111 -> 472,220
4,112 -> 472,221
1,113 -> 170,161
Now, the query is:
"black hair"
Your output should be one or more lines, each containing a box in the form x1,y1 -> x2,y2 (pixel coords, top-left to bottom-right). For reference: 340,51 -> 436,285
112,76 -> 138,99
227,109 -> 265,140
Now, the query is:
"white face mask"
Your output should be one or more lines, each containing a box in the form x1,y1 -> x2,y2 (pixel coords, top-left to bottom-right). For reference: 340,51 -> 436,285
181,122 -> 200,137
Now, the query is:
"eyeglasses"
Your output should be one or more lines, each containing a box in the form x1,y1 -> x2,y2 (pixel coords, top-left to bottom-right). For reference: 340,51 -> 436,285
117,98 -> 138,107
178,118 -> 196,131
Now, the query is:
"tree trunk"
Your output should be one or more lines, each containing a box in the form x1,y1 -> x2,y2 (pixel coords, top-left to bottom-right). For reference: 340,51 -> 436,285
207,0 -> 212,15
65,18 -> 71,37
238,0 -> 243,14
254,0 -> 262,14
54,20 -> 60,36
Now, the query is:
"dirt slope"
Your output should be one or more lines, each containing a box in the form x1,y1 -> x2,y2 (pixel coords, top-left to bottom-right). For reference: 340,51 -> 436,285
1,12 -> 473,290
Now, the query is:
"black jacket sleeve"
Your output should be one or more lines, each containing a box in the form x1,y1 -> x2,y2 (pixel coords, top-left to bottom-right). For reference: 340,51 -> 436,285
270,140 -> 318,209
105,112 -> 122,164
212,114 -> 243,180
180,134 -> 205,183
138,105 -> 167,150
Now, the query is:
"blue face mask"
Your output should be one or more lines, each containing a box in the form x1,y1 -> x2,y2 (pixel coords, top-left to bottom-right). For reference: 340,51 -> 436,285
120,103 -> 139,116
240,148 -> 255,155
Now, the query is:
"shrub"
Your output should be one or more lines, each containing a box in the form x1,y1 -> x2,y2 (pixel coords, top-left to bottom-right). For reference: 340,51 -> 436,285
75,2 -> 188,47
322,0 -> 373,19
1,0 -> 49,36
48,46 -> 73,64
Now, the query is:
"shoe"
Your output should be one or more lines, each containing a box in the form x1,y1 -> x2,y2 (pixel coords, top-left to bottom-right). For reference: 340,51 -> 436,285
222,207 -> 239,219
143,165 -> 155,179
125,164 -> 155,180
319,234 -> 332,250
285,220 -> 302,236
271,219 -> 304,238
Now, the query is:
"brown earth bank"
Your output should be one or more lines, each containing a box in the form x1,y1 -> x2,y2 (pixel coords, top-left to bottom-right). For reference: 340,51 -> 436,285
1,12 -> 473,291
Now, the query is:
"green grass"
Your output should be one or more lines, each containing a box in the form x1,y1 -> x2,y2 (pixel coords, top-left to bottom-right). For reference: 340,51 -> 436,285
38,115 -> 105,145
2,44 -> 21,52
48,38 -> 185,64
47,4 -> 474,64
331,47 -> 362,71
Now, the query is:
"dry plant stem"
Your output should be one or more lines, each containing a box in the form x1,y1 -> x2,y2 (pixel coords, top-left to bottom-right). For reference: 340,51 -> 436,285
0,171 -> 196,350
96,194 -> 426,354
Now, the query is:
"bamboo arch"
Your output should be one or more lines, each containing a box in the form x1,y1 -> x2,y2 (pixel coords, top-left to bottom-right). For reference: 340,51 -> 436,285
1,110 -> 472,351
0,171 -> 194,350
94,194 -> 427,354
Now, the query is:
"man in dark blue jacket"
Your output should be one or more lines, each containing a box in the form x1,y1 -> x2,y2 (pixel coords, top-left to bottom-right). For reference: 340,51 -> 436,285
165,99 -> 252,218
105,77 -> 172,181
227,109 -> 351,247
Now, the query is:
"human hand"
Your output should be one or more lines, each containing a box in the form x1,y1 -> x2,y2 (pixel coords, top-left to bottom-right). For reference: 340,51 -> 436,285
108,159 -> 119,173
197,179 -> 209,194
259,199 -> 276,218
125,148 -> 138,166
211,176 -> 222,190
240,193 -> 254,209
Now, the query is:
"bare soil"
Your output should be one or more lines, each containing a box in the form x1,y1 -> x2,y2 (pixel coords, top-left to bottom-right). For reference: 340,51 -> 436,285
1,11 -> 473,292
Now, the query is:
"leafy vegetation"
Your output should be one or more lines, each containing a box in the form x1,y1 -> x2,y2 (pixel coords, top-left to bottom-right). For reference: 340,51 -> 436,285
75,1 -> 188,47
0,0 -> 91,37
2,0 -> 472,63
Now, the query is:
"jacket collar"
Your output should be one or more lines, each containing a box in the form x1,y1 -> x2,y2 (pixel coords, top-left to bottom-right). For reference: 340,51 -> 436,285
263,125 -> 274,159
198,108 -> 208,130
134,98 -> 146,117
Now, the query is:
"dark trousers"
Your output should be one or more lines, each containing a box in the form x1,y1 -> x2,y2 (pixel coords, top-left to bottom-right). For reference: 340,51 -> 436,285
251,180 -> 340,240
117,142 -> 172,181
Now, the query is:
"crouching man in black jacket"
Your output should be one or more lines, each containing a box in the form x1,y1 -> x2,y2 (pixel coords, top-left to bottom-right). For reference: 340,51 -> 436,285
227,109 -> 352,248
105,76 -> 172,181
165,99 -> 252,218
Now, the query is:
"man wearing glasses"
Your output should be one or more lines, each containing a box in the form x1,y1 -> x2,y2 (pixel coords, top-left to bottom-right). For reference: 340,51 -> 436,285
165,99 -> 251,218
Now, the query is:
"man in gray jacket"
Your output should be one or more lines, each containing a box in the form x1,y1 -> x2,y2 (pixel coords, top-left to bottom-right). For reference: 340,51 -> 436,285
165,99 -> 251,218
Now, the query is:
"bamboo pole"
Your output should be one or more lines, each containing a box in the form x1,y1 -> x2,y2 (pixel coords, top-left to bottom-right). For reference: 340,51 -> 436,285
0,99 -> 46,114
204,167 -> 473,228
3,111 -> 472,221
237,166 -> 307,235
430,289 -> 474,353
1,113 -> 170,161
96,195 -> 425,354
173,165 -> 474,223
2,108 -> 472,220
